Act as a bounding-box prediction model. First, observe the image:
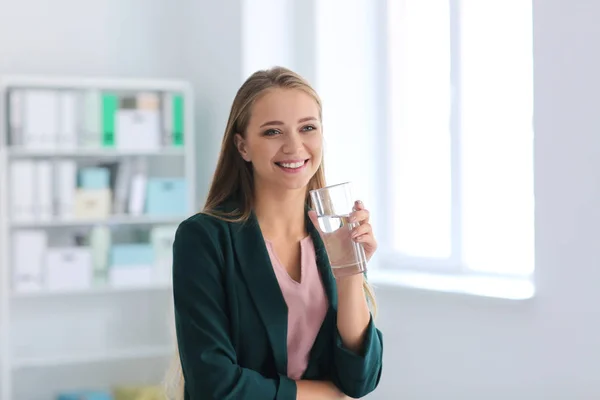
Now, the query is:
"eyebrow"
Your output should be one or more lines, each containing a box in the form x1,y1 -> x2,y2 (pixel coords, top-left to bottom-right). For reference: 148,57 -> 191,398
259,116 -> 318,128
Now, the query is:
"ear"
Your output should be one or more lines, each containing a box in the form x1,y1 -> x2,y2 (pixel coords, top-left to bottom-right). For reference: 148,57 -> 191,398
234,133 -> 251,162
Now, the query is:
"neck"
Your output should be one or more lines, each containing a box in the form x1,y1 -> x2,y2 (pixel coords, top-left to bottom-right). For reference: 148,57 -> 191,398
253,181 -> 308,241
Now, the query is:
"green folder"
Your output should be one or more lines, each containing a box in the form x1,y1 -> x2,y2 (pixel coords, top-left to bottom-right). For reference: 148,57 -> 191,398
173,94 -> 184,146
102,93 -> 118,147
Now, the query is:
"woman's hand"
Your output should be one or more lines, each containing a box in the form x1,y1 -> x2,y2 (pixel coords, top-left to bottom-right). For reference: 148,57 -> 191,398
348,200 -> 377,262
308,200 -> 377,264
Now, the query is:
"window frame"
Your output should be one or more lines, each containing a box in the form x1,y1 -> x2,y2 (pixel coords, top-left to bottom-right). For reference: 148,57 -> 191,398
377,0 -> 534,280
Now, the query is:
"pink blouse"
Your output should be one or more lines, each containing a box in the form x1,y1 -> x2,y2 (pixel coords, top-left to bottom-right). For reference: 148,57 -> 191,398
265,236 -> 329,380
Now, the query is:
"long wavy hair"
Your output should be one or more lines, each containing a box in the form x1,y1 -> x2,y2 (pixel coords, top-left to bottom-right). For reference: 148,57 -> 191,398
164,66 -> 377,399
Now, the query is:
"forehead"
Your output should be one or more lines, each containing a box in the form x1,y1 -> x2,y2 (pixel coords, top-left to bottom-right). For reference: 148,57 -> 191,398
249,88 -> 319,125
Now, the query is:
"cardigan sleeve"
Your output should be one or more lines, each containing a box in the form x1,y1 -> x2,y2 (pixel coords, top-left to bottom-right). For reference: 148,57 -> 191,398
331,313 -> 383,398
172,219 -> 296,400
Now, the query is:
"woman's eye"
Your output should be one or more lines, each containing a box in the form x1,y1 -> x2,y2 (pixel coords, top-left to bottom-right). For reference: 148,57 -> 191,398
264,129 -> 281,136
301,125 -> 317,132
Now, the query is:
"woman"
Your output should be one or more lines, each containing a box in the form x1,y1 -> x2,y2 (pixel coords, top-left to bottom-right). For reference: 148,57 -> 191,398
168,66 -> 383,399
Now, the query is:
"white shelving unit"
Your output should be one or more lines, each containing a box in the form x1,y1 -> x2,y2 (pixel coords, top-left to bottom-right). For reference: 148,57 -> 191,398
0,76 -> 195,400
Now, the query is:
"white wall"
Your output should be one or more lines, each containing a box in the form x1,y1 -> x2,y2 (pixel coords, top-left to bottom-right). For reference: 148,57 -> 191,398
367,0 -> 600,398
181,0 -> 244,206
0,0 -> 185,77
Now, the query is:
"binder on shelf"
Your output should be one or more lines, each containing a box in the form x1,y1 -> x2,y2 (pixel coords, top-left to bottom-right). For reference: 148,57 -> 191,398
59,90 -> 79,149
10,160 -> 35,223
23,90 -> 59,149
128,160 -> 148,216
12,230 -> 47,293
161,92 -> 173,146
90,226 -> 111,285
55,160 -> 77,219
113,160 -> 133,215
172,93 -> 184,146
83,90 -> 101,148
101,92 -> 118,148
34,160 -> 53,221
8,89 -> 24,146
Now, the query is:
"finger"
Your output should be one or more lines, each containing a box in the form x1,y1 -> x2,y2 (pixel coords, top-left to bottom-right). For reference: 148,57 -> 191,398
351,222 -> 372,239
349,209 -> 370,224
354,232 -> 377,251
355,231 -> 377,248
353,200 -> 365,211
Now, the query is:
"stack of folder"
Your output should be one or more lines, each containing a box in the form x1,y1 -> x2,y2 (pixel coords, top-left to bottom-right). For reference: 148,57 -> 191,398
9,158 -> 188,222
8,88 -> 185,149
12,224 -> 178,293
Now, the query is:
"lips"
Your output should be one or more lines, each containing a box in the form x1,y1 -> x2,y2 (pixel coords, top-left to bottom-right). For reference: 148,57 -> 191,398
275,159 -> 309,170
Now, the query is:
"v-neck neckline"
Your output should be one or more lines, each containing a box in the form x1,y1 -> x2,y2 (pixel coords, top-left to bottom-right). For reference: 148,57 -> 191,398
265,235 -> 311,285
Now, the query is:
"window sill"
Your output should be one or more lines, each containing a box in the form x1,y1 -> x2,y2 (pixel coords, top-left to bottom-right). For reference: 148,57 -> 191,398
367,269 -> 535,300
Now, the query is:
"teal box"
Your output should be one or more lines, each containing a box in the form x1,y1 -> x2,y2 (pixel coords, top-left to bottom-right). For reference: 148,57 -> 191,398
79,167 -> 110,189
111,244 -> 154,267
146,178 -> 187,216
57,391 -> 113,400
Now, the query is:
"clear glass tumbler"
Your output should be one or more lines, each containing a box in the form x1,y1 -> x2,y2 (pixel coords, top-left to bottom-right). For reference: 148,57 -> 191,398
309,182 -> 368,279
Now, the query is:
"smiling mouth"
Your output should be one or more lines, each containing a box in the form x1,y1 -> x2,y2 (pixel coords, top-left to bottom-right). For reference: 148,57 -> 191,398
275,159 -> 309,170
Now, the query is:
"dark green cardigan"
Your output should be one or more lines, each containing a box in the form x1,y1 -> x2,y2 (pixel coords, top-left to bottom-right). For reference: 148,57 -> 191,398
172,205 -> 383,399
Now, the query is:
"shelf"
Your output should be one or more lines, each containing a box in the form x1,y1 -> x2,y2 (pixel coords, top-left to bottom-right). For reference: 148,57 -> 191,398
0,75 -> 192,92
7,147 -> 185,158
12,282 -> 172,299
12,345 -> 173,370
0,74 -> 195,400
10,215 -> 185,229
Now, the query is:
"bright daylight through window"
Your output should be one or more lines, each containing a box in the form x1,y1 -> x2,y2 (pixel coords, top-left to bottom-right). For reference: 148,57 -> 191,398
387,0 -> 534,277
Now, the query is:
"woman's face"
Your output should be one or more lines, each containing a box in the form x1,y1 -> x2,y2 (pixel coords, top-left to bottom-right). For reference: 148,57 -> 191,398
235,88 -> 323,192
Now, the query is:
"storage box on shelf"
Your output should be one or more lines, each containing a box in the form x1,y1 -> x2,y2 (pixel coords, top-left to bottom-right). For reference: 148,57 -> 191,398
0,76 -> 195,400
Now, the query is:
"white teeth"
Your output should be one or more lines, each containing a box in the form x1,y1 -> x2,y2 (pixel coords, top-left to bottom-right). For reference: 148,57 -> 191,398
279,161 -> 304,169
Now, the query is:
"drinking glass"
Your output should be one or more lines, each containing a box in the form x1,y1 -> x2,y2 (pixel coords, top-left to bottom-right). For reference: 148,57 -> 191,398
309,182 -> 368,278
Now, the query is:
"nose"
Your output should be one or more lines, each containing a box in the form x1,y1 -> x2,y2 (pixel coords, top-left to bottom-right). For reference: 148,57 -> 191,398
282,131 -> 303,154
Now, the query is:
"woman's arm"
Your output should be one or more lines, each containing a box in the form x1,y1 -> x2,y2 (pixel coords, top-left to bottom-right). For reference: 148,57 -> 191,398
174,219 -> 296,399
336,275 -> 371,353
331,274 -> 383,399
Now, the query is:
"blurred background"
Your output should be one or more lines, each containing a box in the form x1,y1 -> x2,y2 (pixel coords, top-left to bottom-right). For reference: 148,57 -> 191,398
0,0 -> 598,399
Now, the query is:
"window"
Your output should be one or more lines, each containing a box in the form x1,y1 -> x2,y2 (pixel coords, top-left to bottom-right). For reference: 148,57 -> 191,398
386,0 -> 535,277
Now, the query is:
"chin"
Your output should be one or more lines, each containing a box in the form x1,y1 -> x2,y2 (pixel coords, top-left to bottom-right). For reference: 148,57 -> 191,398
280,180 -> 311,191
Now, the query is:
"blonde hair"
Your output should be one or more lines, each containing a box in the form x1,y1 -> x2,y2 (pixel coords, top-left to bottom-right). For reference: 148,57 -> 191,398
164,66 -> 377,399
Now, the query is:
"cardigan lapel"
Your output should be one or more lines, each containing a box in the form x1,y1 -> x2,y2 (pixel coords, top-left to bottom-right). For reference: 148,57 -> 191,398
229,212 -> 289,376
304,211 -> 339,364
306,211 -> 338,310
